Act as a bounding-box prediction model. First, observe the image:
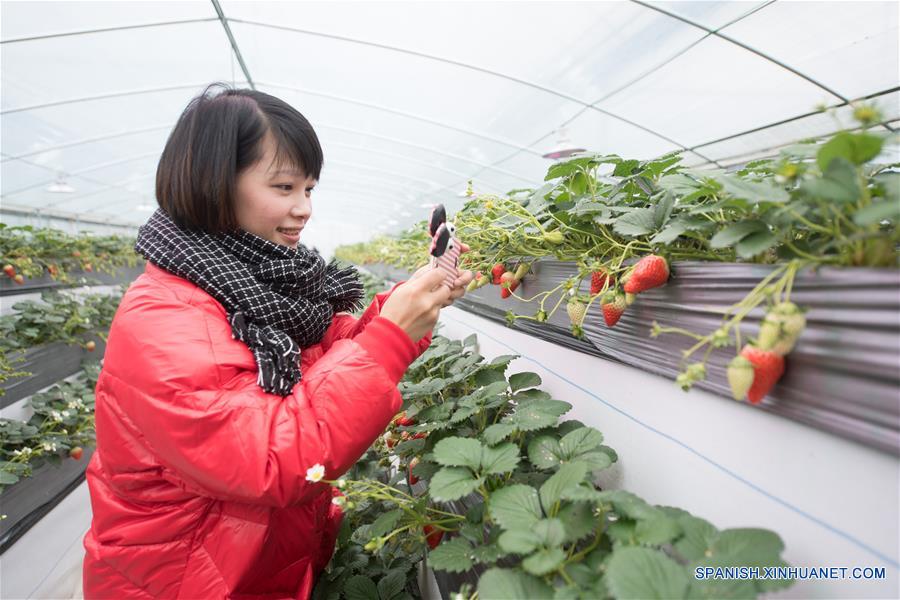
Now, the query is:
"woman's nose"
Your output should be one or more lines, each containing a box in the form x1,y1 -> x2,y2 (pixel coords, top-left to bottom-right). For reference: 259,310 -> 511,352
291,195 -> 312,219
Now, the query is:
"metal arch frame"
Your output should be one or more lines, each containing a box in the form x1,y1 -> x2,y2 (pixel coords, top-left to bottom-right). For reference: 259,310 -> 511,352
0,124 -> 173,162
317,123 -> 535,182
1,151 -> 161,198
0,202 -> 142,229
0,84 -> 235,115
210,0 -> 255,90
234,22 -> 710,161
0,18 -> 219,45
630,0 -> 895,135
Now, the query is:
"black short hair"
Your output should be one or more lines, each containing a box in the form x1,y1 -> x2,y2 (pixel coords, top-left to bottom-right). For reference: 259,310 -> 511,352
155,83 -> 323,234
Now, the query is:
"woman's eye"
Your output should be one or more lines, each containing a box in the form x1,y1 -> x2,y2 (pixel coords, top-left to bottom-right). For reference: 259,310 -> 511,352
275,184 -> 293,191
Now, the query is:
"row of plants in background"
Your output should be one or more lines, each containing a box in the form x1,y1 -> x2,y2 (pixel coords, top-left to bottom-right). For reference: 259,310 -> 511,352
0,361 -> 100,489
314,330 -> 793,599
335,105 -> 898,405
0,223 -> 140,284
0,288 -> 123,393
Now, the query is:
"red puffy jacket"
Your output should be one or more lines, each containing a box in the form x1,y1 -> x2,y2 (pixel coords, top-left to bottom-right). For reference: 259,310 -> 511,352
83,263 -> 430,599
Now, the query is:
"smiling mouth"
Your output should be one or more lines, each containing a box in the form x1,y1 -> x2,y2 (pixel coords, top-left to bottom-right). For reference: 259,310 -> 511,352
277,227 -> 302,235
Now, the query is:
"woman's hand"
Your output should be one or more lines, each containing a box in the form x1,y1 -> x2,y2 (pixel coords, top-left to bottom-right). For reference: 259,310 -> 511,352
409,242 -> 473,306
380,269 -> 452,342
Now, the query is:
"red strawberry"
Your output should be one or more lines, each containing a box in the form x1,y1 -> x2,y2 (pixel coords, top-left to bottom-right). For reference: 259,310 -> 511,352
739,344 -> 785,404
13,274 -> 24,285
491,263 -> 506,285
2,265 -> 15,278
500,287 -> 511,299
69,446 -> 84,460
72,250 -> 82,258
623,255 -> 669,294
500,271 -> 519,292
398,414 -> 416,427
590,268 -> 614,295
601,292 -> 626,327
423,525 -> 444,550
413,432 -> 428,440
408,457 -> 420,485
85,341 -> 96,352
83,263 -> 93,272
384,433 -> 397,449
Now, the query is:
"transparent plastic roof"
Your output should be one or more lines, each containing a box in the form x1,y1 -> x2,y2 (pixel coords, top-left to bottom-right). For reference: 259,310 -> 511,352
1,0 -> 898,255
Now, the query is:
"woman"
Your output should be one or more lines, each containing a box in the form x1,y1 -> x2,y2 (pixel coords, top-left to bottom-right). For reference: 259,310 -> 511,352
82,83 -> 474,598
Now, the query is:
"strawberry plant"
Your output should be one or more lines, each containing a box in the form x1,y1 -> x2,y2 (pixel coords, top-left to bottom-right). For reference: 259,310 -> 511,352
0,361 -> 100,488
336,103 -> 898,404
315,331 -> 794,598
0,224 -> 140,283
0,288 -> 123,395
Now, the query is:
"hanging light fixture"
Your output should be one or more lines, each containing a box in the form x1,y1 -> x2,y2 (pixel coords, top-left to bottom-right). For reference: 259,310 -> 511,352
45,173 -> 75,193
542,127 -> 585,160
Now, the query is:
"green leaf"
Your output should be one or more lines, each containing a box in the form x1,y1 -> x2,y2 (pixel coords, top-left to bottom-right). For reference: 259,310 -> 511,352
433,437 -> 483,470
377,569 -> 407,600
719,175 -> 789,204
853,200 -> 900,225
489,354 -> 518,368
557,501 -> 597,544
477,568 -> 553,599
369,509 -> 403,538
533,517 -> 567,547
471,544 -> 505,565
449,405 -> 479,424
522,547 -> 567,576
488,484 -> 543,530
817,132 -> 884,170
673,515 -> 718,561
498,529 -> 540,554
345,575 -> 379,600
504,400 -> 571,432
427,537 -> 473,573
540,462 -> 588,512
735,230 -> 777,258
709,220 -> 768,249
559,427 -> 603,459
711,528 -> 785,564
527,436 -> 564,470
635,514 -> 682,545
480,442 -> 520,475
613,207 -> 657,237
650,221 -> 687,244
482,423 -> 516,446
801,158 -> 861,203
429,467 -> 483,501
508,372 -> 541,392
0,470 -> 19,485
605,547 -> 690,599
652,192 -> 675,229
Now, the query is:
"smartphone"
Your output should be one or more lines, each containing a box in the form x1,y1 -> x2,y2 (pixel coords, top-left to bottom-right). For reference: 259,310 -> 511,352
429,205 -> 460,288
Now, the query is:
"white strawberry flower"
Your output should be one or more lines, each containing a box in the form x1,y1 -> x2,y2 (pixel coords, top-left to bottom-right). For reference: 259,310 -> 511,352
305,463 -> 325,483
50,410 -> 63,422
336,479 -> 347,489
331,496 -> 345,507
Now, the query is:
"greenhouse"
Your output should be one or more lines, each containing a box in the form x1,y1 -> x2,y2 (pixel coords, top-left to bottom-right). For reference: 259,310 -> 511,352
1,1 -> 898,599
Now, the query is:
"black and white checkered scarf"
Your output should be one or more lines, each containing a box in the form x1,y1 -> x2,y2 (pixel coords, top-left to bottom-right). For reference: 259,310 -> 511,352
135,209 -> 364,396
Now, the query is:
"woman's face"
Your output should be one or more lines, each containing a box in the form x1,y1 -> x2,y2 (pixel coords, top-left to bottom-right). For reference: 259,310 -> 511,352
233,133 -> 317,248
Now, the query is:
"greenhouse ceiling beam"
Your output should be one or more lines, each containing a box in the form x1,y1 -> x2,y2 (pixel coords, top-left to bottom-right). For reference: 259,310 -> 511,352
235,23 -> 704,158
210,0 -> 256,90
631,0 -> 848,103
319,126 -> 534,183
689,86 -> 900,153
260,82 -> 544,156
0,203 -> 141,229
0,124 -> 172,163
1,152 -> 161,198
0,18 -> 219,45
0,84 -> 236,115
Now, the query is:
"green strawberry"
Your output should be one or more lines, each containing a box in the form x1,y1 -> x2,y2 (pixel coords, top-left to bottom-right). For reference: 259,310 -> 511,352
567,297 -> 588,338
726,355 -> 755,401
